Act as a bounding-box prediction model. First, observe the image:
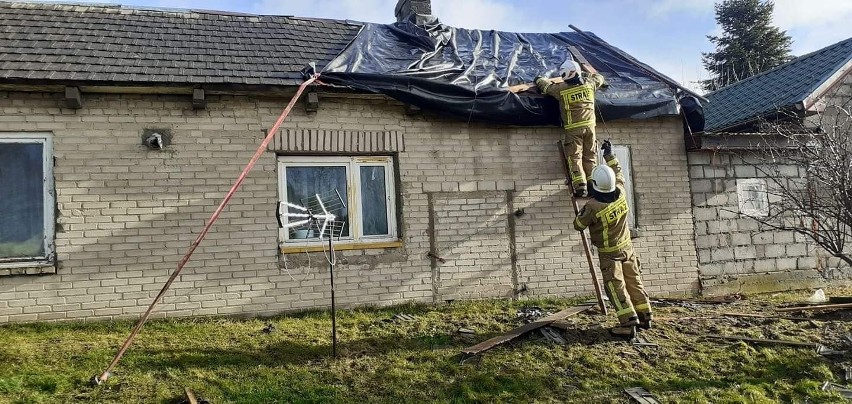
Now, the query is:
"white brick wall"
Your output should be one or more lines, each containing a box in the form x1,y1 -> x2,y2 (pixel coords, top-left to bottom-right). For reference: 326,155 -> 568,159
0,90 -> 699,323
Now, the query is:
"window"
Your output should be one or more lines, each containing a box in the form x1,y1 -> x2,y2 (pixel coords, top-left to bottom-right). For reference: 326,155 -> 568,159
611,145 -> 637,228
277,156 -> 398,247
0,133 -> 54,265
737,178 -> 769,217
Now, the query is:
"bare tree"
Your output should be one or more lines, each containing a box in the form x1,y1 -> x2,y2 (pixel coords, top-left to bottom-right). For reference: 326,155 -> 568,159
733,95 -> 852,266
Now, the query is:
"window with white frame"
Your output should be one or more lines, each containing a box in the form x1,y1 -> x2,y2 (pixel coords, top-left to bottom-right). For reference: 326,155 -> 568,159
277,156 -> 398,245
0,133 -> 55,264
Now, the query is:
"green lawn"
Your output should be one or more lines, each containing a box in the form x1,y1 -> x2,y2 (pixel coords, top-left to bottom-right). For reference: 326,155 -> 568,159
1,290 -> 850,403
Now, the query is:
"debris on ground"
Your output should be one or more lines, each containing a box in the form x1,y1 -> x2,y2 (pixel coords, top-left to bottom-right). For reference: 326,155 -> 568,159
393,314 -> 418,322
703,334 -> 817,348
457,328 -> 476,335
817,344 -> 847,356
651,295 -> 742,309
539,326 -> 567,345
631,334 -> 658,348
830,296 -> 852,304
806,289 -> 829,304
777,303 -> 852,313
462,304 -> 593,355
180,388 -> 211,404
822,382 -> 852,399
548,320 -> 572,330
516,306 -> 552,323
722,312 -> 813,322
623,386 -> 661,403
261,323 -> 276,334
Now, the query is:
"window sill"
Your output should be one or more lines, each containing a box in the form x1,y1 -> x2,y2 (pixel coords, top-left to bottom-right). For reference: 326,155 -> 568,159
280,240 -> 403,254
0,260 -> 56,276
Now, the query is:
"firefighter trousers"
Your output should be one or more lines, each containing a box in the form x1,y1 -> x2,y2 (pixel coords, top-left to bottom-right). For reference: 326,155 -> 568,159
562,126 -> 597,187
599,245 -> 652,326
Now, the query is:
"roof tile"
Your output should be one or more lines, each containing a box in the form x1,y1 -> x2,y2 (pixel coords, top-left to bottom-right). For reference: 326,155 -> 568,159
704,37 -> 852,132
0,1 -> 362,86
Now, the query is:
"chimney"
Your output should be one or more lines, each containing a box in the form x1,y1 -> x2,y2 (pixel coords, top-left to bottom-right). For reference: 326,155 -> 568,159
394,0 -> 431,23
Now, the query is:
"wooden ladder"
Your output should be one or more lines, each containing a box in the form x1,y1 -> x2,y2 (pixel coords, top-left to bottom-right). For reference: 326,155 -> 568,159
558,141 -> 607,315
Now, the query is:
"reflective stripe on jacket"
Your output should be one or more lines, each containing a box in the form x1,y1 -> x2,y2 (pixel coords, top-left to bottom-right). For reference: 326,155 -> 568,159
536,72 -> 606,130
573,153 -> 631,253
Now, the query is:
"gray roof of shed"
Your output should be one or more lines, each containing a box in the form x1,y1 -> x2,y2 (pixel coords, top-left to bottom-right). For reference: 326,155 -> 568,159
703,36 -> 852,133
0,1 -> 363,87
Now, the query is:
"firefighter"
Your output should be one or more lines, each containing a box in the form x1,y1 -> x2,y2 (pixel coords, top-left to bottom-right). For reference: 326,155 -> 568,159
573,140 -> 651,339
535,60 -> 608,197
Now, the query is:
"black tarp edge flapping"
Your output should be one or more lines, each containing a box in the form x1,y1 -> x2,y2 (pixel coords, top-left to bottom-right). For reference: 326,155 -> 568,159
319,16 -> 698,127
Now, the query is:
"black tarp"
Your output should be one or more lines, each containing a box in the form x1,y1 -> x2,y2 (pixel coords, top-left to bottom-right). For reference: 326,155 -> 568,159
321,16 -> 690,127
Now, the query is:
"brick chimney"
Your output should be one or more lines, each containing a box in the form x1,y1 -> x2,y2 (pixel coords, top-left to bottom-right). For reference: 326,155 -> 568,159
395,0 -> 431,23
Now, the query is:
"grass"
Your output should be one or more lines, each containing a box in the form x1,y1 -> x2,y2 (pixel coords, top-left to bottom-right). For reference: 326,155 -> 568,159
1,289 -> 852,403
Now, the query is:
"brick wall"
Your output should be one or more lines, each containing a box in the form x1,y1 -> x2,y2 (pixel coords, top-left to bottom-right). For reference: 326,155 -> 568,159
0,90 -> 698,322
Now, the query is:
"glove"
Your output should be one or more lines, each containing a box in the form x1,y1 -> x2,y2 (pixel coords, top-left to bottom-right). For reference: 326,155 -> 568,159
534,76 -> 545,84
601,140 -> 612,156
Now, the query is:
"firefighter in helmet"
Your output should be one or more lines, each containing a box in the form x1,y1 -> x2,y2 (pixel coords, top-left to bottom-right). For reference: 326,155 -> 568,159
535,59 -> 608,197
573,140 -> 651,338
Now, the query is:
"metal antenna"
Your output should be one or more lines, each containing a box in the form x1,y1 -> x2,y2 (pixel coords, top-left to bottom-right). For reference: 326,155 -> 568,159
280,190 -> 347,357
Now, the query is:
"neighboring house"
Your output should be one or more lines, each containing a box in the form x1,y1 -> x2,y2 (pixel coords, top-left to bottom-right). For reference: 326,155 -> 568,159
689,37 -> 852,295
0,0 -> 700,323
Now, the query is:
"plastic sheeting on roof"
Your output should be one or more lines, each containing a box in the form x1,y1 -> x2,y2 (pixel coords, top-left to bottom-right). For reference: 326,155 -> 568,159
320,16 -> 687,126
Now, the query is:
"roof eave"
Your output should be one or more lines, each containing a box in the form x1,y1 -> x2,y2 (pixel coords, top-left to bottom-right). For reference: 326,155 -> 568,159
802,58 -> 852,110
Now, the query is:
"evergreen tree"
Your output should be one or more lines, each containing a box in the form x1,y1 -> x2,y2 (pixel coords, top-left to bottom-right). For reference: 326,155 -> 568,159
702,0 -> 793,92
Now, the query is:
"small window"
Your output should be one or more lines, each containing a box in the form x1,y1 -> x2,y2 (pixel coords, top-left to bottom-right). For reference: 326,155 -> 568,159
277,156 -> 397,246
737,178 -> 769,217
611,145 -> 637,228
0,133 -> 55,265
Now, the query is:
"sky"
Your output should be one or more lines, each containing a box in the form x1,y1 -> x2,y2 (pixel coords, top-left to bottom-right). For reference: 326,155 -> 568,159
40,0 -> 852,94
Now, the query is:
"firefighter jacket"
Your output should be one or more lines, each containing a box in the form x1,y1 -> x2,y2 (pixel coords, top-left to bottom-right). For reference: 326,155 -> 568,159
535,72 -> 607,131
573,153 -> 631,254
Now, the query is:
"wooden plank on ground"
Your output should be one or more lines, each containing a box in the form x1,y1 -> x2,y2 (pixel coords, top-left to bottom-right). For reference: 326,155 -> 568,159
461,304 -> 594,355
184,388 -> 199,404
623,387 -> 661,404
704,334 -> 817,348
776,303 -> 852,312
722,312 -> 813,321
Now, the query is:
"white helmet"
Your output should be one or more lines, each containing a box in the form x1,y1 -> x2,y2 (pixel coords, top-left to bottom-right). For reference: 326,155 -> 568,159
591,164 -> 617,193
559,60 -> 580,80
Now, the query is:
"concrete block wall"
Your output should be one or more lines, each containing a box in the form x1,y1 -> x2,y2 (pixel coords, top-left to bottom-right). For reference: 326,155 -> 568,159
687,151 -> 830,294
0,90 -> 698,323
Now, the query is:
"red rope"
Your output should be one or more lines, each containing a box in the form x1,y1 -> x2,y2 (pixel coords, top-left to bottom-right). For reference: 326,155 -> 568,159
97,74 -> 320,383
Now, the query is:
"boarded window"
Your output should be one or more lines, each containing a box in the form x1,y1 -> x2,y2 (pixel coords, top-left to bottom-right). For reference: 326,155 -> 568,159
737,178 -> 769,217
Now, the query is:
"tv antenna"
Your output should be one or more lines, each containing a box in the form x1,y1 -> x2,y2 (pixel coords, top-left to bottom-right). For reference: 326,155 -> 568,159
281,190 -> 347,357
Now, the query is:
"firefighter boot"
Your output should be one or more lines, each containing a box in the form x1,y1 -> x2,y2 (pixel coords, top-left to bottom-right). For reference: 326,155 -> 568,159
638,312 -> 653,330
609,325 -> 637,340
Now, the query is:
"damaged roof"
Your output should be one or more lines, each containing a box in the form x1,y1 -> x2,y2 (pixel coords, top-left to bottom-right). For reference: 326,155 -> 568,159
703,36 -> 852,133
0,1 -> 362,86
0,2 -> 700,126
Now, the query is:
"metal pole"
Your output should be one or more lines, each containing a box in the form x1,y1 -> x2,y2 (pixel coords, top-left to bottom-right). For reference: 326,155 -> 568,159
329,231 -> 337,358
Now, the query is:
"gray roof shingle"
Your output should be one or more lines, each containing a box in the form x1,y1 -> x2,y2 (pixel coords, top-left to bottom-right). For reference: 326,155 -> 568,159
0,1 -> 363,86
704,36 -> 852,133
